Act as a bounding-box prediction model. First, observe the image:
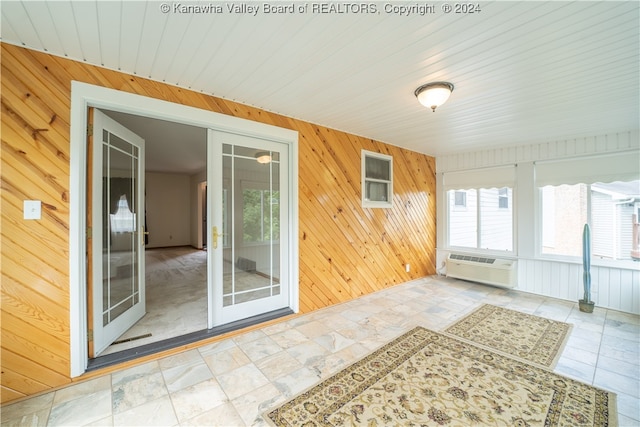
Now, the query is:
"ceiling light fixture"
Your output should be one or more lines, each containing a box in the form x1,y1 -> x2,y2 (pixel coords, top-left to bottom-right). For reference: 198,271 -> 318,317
414,82 -> 454,112
255,151 -> 272,164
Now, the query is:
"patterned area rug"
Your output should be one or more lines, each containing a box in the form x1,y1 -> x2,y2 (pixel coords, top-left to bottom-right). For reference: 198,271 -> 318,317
444,304 -> 573,369
265,327 -> 616,426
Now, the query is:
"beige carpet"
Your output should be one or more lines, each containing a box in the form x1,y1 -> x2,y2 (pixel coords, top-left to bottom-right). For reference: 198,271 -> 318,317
444,304 -> 573,370
265,327 -> 616,426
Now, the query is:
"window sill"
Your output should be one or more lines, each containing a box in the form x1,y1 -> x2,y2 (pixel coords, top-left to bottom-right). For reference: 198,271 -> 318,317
362,202 -> 393,209
532,255 -> 640,271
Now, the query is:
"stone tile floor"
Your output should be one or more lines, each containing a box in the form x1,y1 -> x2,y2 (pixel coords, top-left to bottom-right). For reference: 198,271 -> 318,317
2,276 -> 639,426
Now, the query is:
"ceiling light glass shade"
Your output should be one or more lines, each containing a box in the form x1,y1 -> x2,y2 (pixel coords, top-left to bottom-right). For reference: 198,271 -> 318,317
255,152 -> 272,164
414,82 -> 454,112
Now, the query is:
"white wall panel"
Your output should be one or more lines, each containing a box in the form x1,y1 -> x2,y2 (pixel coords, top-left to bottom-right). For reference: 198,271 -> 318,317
620,269 -> 634,313
514,259 -> 638,315
437,130 -> 639,173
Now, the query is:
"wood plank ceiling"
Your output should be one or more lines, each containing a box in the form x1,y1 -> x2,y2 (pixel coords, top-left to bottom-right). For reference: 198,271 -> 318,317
1,1 -> 639,156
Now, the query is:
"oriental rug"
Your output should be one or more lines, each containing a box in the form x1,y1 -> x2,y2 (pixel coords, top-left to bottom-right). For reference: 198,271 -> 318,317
444,304 -> 573,370
265,327 -> 616,426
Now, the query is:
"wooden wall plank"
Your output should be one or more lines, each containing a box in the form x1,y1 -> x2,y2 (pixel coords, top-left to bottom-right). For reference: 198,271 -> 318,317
0,368 -> 51,397
1,107 -> 69,178
1,349 -> 69,387
2,148 -> 69,219
2,195 -> 68,256
1,314 -> 69,375
1,386 -> 26,403
0,67 -> 69,133
2,277 -> 69,336
0,42 -> 436,404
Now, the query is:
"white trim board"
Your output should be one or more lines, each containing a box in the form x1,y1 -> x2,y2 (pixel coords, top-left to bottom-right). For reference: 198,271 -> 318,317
69,81 -> 299,377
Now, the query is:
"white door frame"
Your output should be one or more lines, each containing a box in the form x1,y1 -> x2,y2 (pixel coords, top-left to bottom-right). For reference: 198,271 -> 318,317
69,81 -> 299,377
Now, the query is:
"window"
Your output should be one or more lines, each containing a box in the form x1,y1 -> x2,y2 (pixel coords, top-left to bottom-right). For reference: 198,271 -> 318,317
540,180 -> 640,261
498,188 -> 509,209
109,195 -> 136,233
454,191 -> 466,207
242,188 -> 280,243
362,150 -> 393,208
448,187 -> 513,251
443,165 -> 516,253
535,151 -> 640,262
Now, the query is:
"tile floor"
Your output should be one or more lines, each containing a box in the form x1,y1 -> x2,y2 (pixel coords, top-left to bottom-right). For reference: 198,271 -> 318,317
102,247 -> 208,355
2,276 -> 639,426
103,247 -> 275,355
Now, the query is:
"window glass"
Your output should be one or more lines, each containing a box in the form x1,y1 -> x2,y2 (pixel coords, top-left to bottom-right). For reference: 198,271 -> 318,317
362,150 -> 393,208
449,189 -> 477,248
540,180 -> 640,261
479,188 -> 513,251
110,195 -> 136,233
454,191 -> 466,207
365,156 -> 390,181
448,188 -> 513,251
243,189 -> 280,242
498,187 -> 509,209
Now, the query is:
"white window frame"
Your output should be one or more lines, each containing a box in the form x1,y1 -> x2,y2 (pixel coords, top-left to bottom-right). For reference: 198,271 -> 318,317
362,150 -> 393,208
534,152 -> 640,268
441,165 -> 517,256
537,181 -> 640,268
446,187 -> 515,254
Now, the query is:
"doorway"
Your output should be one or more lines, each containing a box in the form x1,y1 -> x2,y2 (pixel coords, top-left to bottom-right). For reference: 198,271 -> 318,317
79,95 -> 297,369
69,81 -> 299,377
90,109 -> 209,356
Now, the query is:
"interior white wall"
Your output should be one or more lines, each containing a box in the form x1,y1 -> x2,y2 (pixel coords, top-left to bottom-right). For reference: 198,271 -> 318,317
146,172 -> 191,248
436,130 -> 640,314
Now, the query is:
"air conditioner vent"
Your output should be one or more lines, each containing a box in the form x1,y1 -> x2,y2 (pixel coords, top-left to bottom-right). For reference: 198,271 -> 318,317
449,254 -> 496,264
446,253 -> 517,288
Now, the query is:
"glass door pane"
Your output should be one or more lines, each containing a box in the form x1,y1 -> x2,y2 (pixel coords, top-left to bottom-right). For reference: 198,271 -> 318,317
102,134 -> 140,325
222,144 -> 280,306
92,109 -> 146,356
208,130 -> 289,327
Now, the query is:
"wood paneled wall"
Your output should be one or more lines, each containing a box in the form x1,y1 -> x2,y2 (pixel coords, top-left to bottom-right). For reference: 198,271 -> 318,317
0,43 -> 436,403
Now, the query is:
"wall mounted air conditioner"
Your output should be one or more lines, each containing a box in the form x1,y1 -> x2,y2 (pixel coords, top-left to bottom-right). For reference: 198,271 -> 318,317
445,253 -> 517,288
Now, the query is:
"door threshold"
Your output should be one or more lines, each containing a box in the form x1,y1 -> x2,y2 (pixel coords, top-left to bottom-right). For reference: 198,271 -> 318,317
87,308 -> 294,372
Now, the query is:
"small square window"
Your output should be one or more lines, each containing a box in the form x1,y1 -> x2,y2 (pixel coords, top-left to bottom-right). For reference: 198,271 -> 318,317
454,191 -> 466,207
362,150 -> 393,208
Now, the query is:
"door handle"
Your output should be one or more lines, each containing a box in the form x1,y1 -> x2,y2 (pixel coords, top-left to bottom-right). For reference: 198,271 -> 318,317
212,226 -> 224,249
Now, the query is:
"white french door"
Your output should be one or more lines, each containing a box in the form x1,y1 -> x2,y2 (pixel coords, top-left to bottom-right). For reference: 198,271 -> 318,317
90,109 -> 146,356
207,130 -> 290,327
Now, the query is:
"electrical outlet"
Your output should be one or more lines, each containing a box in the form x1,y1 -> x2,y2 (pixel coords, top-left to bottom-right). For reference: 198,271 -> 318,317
405,263 -> 410,272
